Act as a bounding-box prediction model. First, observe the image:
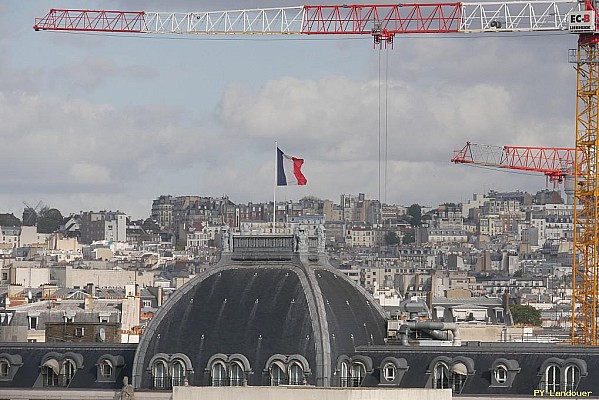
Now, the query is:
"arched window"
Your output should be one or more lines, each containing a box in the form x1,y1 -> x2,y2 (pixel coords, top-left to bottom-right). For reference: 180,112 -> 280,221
0,359 -> 9,378
350,362 -> 366,387
450,363 -> 468,394
270,362 -> 287,386
62,360 -> 76,387
383,363 -> 396,382
433,362 -> 450,389
564,364 -> 580,391
99,359 -> 113,379
211,362 -> 226,387
229,361 -> 244,386
494,365 -> 508,385
152,360 -> 168,389
171,360 -> 185,387
289,362 -> 305,385
339,361 -> 349,387
545,364 -> 561,392
42,360 -> 60,387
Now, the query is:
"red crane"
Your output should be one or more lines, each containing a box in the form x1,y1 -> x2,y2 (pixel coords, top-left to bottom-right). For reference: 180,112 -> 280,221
33,2 -> 580,46
31,0 -> 599,345
451,142 -> 578,184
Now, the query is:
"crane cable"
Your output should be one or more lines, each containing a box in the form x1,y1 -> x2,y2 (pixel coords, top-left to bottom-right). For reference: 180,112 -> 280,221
378,47 -> 390,208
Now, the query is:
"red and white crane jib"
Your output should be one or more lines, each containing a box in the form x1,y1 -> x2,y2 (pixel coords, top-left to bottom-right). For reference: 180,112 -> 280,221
33,0 -> 588,43
451,142 -> 578,183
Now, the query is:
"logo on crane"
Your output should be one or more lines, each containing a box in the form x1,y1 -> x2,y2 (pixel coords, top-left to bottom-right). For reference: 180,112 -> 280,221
568,11 -> 596,33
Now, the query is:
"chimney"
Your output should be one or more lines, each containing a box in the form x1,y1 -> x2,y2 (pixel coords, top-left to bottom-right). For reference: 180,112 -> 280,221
427,291 -> 434,317
502,289 -> 510,313
157,286 -> 163,307
85,282 -> 95,296
84,294 -> 94,310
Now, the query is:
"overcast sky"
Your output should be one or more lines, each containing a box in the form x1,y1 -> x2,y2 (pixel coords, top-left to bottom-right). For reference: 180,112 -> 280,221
1,1 -> 578,219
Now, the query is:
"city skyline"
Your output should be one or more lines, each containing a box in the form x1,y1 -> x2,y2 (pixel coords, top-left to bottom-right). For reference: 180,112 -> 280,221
1,1 -> 577,219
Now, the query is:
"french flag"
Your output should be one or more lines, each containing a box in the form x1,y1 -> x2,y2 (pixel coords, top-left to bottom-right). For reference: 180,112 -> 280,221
277,147 -> 307,186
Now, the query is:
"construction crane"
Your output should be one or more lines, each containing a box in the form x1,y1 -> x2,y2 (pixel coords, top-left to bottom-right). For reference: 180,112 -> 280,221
32,1 -> 599,345
451,142 -> 578,202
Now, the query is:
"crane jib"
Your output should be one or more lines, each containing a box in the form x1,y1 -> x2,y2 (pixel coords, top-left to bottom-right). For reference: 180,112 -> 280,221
33,1 -> 586,35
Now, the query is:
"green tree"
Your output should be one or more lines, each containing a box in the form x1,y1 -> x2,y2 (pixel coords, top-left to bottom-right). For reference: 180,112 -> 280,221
407,204 -> 422,227
36,207 -> 63,234
0,213 -> 21,226
384,231 -> 400,245
509,304 -> 541,326
402,229 -> 415,244
513,270 -> 523,277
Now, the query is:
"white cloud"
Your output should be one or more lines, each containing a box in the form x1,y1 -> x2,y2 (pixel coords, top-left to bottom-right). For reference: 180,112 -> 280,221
69,163 -> 112,184
0,1 -> 578,219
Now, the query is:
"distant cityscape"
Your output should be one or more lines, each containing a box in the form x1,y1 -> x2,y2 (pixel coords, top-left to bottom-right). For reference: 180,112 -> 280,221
0,188 -> 572,343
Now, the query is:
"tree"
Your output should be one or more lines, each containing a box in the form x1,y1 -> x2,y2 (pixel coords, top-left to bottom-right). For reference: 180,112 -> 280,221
0,213 -> 21,227
509,304 -> 541,326
36,207 -> 63,234
402,229 -> 415,244
407,204 -> 422,227
384,231 -> 400,245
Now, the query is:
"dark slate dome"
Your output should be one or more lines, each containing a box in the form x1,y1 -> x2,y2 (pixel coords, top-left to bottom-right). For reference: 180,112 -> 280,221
132,232 -> 387,388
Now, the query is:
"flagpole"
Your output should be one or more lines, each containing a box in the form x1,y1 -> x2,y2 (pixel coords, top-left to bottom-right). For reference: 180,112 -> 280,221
273,141 -> 277,229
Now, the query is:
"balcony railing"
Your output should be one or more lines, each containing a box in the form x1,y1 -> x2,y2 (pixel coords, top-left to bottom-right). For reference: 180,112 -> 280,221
152,377 -> 172,390
339,377 -> 363,387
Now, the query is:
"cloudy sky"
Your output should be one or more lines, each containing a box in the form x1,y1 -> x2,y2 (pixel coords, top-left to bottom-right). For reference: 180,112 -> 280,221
1,1 -> 578,219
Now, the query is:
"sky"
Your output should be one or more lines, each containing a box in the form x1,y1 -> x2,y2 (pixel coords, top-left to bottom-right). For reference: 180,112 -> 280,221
0,1 -> 579,220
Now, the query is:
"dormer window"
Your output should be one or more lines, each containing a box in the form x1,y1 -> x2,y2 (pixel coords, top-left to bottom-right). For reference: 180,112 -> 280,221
269,362 -> 287,386
494,365 -> 508,384
211,362 -> 226,387
383,363 -> 396,382
0,359 -> 8,379
288,362 -> 305,385
99,359 -> 113,379
229,361 -> 244,386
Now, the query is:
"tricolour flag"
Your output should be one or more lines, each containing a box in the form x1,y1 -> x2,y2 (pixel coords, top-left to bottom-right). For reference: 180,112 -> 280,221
277,147 -> 307,186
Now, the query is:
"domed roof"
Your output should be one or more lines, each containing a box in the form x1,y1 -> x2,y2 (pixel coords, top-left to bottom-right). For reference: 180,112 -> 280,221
132,233 -> 387,388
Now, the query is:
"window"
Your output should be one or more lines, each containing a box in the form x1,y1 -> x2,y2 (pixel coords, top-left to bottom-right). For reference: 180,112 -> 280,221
99,360 -> 113,379
229,362 -> 244,386
211,362 -> 226,387
0,360 -> 9,378
350,362 -> 366,387
28,316 -> 38,330
545,364 -> 560,392
42,360 -> 60,387
340,361 -> 349,387
433,362 -> 450,389
152,360 -> 169,389
63,360 -> 76,386
383,363 -> 396,382
171,360 -> 185,387
564,365 -> 581,391
494,365 -> 508,384
74,327 -> 84,337
270,362 -> 287,386
451,363 -> 468,394
44,366 -> 59,387
289,362 -> 304,385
